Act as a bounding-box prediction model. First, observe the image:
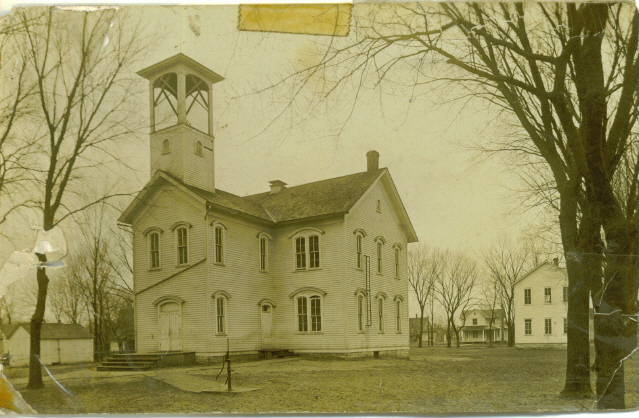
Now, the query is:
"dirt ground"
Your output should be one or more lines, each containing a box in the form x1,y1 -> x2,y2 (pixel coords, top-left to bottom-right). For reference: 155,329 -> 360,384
7,345 -> 639,414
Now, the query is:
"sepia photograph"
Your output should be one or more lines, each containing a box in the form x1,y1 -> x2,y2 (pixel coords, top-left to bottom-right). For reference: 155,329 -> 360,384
0,0 -> 637,414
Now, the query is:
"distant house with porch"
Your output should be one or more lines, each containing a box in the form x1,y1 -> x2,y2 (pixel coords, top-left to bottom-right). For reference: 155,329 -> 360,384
459,308 -> 508,344
0,323 -> 93,367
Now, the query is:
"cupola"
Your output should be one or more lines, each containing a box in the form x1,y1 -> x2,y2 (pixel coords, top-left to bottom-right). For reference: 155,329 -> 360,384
138,53 -> 224,193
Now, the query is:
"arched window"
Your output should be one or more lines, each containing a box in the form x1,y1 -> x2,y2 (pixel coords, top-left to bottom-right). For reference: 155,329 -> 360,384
377,199 -> 381,213
195,141 -> 203,156
216,296 -> 226,335
290,229 -> 323,271
162,139 -> 170,154
260,237 -> 268,271
377,241 -> 383,274
378,298 -> 384,332
396,300 -> 401,333
292,289 -> 325,334
176,227 -> 188,265
394,247 -> 400,279
356,234 -> 363,269
149,232 -> 160,269
214,226 -> 224,264
357,294 -> 364,332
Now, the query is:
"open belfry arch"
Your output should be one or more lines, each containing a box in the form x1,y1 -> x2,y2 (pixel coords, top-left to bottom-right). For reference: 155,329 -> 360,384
137,54 -> 224,193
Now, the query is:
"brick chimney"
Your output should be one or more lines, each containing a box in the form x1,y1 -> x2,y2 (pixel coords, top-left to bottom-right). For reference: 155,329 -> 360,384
366,150 -> 379,172
269,180 -> 287,194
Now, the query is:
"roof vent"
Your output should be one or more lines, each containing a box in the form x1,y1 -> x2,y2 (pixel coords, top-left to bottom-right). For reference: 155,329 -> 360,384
269,180 -> 287,194
366,150 -> 379,172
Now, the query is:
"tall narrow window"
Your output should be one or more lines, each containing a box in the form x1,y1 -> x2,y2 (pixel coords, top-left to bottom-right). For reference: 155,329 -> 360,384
195,141 -> 203,156
149,232 -> 160,269
524,319 -> 532,335
377,242 -> 383,274
545,318 -> 552,335
564,318 -> 568,334
378,299 -> 384,332
216,297 -> 226,334
563,286 -> 568,303
177,227 -> 188,265
356,235 -> 363,269
215,226 -> 223,264
297,297 -> 308,332
310,296 -> 322,332
376,200 -> 381,213
544,287 -> 552,304
396,300 -> 401,332
309,235 -> 320,269
524,288 -> 531,305
394,248 -> 400,278
357,295 -> 364,332
295,237 -> 306,270
260,237 -> 267,271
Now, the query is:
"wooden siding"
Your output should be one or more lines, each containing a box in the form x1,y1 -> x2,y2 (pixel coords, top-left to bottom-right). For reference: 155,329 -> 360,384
132,183 -> 209,353
150,124 -> 215,193
268,218 -> 347,351
344,180 -> 410,351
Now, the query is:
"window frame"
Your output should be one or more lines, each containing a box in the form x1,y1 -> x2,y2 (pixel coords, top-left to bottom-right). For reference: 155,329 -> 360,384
308,235 -> 320,269
472,318 -> 478,325
195,140 -> 203,156
524,319 -> 532,335
357,294 -> 365,333
544,318 -> 552,335
394,247 -> 400,279
161,139 -> 170,154
356,234 -> 363,270
290,229 -> 323,272
563,286 -> 568,303
395,300 -> 401,333
176,227 -> 189,266
260,237 -> 268,272
294,292 -> 324,334
214,225 -> 224,265
148,232 -> 161,270
564,318 -> 568,334
524,288 -> 531,305
216,296 -> 227,335
544,287 -> 552,304
376,241 -> 383,275
376,199 -> 381,213
378,298 -> 384,333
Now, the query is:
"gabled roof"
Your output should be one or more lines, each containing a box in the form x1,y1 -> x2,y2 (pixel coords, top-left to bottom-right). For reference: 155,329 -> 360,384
461,308 -> 505,319
119,169 -> 418,242
0,323 -> 92,340
244,169 -> 385,223
513,261 -> 566,287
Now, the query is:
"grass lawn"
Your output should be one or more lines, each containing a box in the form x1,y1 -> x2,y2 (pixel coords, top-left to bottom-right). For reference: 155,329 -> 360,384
9,345 -> 638,414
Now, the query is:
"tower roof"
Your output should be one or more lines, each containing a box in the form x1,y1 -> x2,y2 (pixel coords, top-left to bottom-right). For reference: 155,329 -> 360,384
137,53 -> 224,84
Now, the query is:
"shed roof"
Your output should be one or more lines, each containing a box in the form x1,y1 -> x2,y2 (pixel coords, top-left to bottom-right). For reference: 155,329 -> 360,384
0,323 -> 92,340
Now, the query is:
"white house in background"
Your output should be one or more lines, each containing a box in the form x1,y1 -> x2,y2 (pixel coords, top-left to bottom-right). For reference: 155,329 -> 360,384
513,260 -> 571,346
118,53 -> 418,361
459,308 -> 508,344
0,323 -> 93,366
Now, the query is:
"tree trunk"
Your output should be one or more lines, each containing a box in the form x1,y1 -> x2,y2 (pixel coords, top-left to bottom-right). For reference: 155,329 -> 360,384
418,308 -> 424,348
27,253 -> 49,389
446,319 -> 452,348
508,325 -> 515,347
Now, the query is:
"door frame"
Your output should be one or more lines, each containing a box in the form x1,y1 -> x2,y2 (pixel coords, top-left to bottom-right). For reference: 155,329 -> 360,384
258,299 -> 276,349
155,296 -> 185,352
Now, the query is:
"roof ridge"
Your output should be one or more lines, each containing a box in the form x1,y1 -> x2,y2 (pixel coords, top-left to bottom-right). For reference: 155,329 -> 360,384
245,168 -> 386,198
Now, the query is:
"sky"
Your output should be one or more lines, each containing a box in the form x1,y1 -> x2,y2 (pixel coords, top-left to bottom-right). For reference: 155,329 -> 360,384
0,2 -> 543,320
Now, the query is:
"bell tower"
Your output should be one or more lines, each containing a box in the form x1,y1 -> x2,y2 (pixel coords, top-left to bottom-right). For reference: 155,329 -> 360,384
138,54 -> 224,193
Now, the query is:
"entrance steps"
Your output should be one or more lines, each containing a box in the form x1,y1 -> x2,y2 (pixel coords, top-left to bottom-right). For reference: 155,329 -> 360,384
97,352 -> 195,371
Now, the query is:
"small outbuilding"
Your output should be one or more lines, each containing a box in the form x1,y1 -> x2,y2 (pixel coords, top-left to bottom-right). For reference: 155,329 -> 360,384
0,323 -> 93,367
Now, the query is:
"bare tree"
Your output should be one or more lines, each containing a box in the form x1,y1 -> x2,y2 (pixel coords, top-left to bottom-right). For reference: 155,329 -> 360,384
479,273 -> 500,347
435,251 -> 478,348
48,262 -> 85,325
265,2 -> 637,406
2,7 -> 151,388
483,239 -> 538,347
408,245 -> 442,348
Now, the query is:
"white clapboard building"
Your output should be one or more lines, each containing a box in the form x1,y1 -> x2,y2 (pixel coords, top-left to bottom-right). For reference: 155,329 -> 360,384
118,54 -> 418,361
